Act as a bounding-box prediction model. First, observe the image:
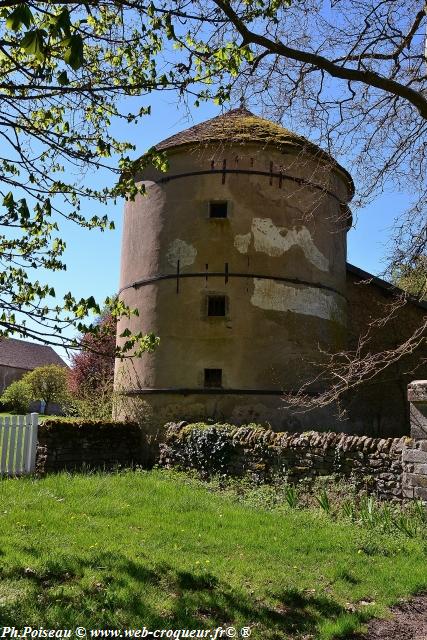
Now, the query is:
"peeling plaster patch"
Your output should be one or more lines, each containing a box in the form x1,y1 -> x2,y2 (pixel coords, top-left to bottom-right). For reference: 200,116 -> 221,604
251,278 -> 346,325
166,239 -> 197,268
252,218 -> 329,271
234,232 -> 252,254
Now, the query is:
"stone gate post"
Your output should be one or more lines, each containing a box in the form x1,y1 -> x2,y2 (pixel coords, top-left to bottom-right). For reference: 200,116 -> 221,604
402,381 -> 427,501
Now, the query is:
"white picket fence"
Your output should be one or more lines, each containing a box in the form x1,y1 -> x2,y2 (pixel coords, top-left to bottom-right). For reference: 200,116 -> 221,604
0,413 -> 38,476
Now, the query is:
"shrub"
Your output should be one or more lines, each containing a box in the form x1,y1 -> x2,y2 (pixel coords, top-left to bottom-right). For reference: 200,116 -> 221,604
167,424 -> 235,476
0,378 -> 33,413
63,378 -> 114,420
23,364 -> 69,414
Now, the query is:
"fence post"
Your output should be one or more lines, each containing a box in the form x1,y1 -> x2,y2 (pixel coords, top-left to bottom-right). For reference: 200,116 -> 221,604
0,416 -> 9,475
402,381 -> 427,501
27,413 -> 39,474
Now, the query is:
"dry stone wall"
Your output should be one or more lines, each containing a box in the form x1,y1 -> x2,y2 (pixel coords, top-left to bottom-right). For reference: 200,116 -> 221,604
160,422 -> 406,501
31,381 -> 427,506
36,419 -> 142,474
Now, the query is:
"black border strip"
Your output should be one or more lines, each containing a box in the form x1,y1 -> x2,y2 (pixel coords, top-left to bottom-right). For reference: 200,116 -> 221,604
119,271 -> 346,298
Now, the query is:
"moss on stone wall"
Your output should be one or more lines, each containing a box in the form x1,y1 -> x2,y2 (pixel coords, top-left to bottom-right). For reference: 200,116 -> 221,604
160,422 -> 406,500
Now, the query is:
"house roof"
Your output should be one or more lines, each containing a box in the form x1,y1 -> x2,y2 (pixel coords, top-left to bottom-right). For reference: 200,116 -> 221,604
153,107 -> 354,198
346,263 -> 427,311
0,338 -> 67,370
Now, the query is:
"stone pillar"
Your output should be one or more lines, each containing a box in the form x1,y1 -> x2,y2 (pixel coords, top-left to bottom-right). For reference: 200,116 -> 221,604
402,381 -> 427,501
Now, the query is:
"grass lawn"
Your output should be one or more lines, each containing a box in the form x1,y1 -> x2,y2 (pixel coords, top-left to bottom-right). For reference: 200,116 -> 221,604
0,470 -> 426,639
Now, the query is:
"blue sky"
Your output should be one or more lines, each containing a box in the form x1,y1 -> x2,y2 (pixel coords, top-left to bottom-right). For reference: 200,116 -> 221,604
40,94 -> 410,358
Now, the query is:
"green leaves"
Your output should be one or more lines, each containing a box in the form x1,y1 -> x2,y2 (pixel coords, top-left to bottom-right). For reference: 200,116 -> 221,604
6,4 -> 33,31
6,5 -> 83,69
57,70 -> 70,86
20,29 -> 46,60
52,8 -> 71,38
0,1 -> 231,354
62,34 -> 84,70
3,192 -> 15,209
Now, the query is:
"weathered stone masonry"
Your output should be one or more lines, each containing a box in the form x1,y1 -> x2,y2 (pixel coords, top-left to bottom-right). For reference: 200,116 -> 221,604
36,419 -> 143,474
160,422 -> 406,501
402,381 -> 427,501
32,382 -> 427,505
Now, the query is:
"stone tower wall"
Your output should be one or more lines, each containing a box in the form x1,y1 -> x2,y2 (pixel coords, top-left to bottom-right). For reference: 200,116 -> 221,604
115,141 -> 352,430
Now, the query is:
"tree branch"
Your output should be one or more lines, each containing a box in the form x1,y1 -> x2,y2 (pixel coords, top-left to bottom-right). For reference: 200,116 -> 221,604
213,0 -> 427,119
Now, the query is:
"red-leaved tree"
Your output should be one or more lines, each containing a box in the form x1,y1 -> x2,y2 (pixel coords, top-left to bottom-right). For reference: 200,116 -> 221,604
68,313 -> 116,399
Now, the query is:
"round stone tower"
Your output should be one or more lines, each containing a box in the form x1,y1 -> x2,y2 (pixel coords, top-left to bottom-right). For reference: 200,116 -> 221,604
115,108 -> 354,429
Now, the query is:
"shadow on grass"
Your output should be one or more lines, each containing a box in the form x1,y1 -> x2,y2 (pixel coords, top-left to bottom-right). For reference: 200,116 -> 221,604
334,570 -> 361,586
0,550 -> 367,638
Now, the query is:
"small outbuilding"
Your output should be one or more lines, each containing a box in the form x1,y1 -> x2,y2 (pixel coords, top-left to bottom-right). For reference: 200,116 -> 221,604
0,338 -> 67,393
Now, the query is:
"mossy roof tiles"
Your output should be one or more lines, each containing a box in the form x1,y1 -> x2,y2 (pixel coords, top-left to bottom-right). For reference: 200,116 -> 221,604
155,107 -> 306,151
154,107 -> 354,197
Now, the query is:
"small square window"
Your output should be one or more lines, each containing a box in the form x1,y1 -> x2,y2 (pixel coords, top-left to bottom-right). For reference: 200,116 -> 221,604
207,295 -> 226,317
209,201 -> 228,218
204,368 -> 222,388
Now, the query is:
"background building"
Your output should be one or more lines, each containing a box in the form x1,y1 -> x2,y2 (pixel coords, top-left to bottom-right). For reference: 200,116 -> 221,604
0,337 -> 67,393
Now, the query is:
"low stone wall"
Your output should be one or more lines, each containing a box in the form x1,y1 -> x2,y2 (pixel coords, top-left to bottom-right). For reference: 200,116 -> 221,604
160,422 -> 406,500
36,419 -> 142,474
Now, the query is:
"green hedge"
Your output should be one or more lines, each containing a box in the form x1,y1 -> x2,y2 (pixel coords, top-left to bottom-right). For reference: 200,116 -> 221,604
40,418 -> 139,431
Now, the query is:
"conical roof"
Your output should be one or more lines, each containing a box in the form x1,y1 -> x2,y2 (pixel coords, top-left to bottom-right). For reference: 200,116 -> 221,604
155,107 -> 307,151
154,107 -> 353,197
